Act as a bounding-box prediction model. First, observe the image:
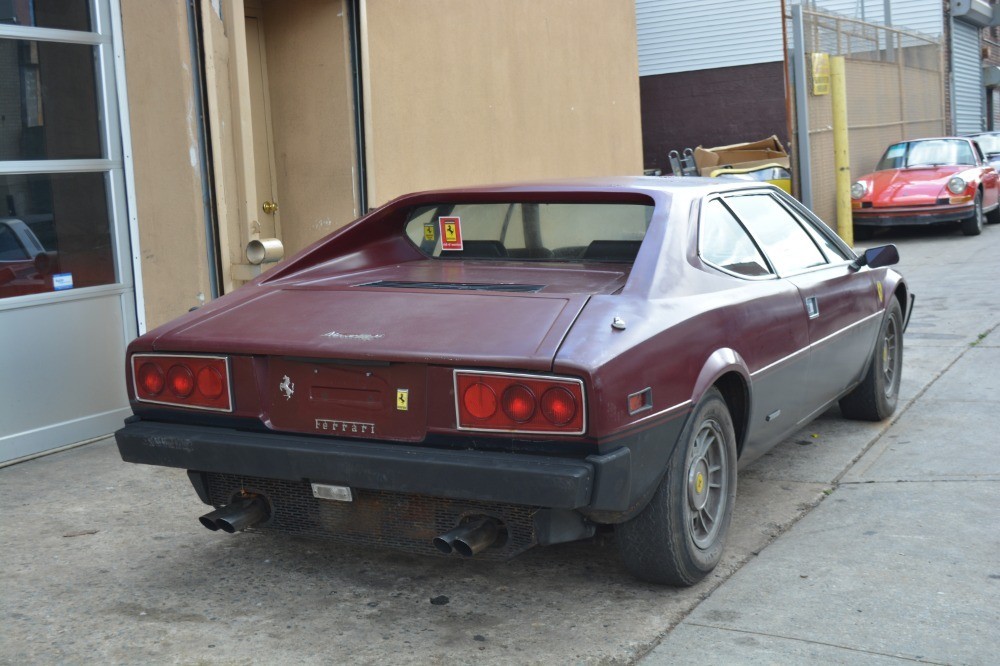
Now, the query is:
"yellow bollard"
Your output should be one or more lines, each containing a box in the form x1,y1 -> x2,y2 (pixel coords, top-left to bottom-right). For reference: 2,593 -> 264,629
831,56 -> 853,245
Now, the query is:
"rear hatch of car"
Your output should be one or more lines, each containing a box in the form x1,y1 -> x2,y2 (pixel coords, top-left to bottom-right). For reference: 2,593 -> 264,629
148,261 -> 627,440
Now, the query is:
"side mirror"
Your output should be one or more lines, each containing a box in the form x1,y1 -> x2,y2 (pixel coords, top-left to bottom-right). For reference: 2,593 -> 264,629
851,244 -> 899,270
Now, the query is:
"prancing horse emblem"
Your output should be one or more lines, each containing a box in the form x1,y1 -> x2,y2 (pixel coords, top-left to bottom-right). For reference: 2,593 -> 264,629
279,375 -> 295,400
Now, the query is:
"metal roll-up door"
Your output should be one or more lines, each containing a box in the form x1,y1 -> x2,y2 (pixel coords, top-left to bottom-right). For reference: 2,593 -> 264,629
953,19 -> 984,134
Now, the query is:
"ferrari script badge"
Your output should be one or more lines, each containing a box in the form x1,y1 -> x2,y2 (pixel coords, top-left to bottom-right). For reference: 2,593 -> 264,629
279,375 -> 295,400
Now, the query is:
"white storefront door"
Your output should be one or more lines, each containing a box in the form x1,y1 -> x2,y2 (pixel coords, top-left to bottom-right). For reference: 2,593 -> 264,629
0,0 -> 138,464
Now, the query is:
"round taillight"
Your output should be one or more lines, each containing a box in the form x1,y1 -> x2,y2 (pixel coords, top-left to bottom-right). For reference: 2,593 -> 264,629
167,364 -> 195,398
197,366 -> 225,399
137,362 -> 164,396
541,387 -> 577,426
463,382 -> 497,419
502,384 -> 536,423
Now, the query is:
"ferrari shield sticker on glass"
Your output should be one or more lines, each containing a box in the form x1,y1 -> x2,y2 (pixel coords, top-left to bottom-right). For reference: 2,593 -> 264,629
439,216 -> 463,250
423,222 -> 436,241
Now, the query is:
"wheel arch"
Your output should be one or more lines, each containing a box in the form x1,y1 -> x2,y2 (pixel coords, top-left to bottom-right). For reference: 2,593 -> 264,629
888,275 -> 912,331
713,372 -> 749,457
690,348 -> 751,456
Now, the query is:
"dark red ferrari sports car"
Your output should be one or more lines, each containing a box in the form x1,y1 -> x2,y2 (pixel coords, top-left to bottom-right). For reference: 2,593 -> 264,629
116,177 -> 912,585
851,137 -> 1000,237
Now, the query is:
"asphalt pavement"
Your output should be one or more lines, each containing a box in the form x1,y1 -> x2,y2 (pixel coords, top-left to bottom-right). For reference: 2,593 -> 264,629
1,223 -> 998,665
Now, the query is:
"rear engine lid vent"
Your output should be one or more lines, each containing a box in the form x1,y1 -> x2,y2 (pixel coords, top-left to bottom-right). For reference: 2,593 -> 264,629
355,280 -> 545,293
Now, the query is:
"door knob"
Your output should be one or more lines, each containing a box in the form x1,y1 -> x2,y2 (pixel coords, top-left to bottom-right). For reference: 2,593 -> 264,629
262,200 -> 278,215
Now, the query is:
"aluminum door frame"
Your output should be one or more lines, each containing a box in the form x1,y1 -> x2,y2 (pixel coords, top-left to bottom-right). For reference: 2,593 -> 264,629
0,0 -> 140,464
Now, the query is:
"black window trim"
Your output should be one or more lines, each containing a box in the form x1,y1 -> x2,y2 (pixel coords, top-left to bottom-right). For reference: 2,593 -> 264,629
770,190 -> 857,266
696,194 -> 777,281
719,190 -> 834,279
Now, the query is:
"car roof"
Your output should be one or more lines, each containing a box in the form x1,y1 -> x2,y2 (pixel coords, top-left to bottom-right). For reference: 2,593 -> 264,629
894,137 -> 975,143
396,176 -> 777,200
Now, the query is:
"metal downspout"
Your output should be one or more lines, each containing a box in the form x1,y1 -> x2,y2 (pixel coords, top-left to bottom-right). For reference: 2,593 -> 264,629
791,3 -> 813,209
187,0 -> 221,299
346,0 -> 368,215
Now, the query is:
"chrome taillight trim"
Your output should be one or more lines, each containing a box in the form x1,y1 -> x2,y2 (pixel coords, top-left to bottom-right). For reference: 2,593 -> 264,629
452,369 -> 587,436
131,353 -> 234,413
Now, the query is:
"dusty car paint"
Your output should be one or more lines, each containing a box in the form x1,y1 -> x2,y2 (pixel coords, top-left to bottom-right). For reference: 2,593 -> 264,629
116,177 -> 911,584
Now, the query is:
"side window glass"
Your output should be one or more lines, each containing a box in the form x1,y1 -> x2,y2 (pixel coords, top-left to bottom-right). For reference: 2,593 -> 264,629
724,194 -> 828,275
699,199 -> 772,277
783,202 -> 851,261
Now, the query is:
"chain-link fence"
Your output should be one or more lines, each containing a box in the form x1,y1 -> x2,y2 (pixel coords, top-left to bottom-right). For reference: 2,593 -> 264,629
790,6 -> 945,224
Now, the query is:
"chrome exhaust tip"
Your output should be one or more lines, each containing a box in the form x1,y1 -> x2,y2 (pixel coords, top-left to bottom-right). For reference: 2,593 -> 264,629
198,496 -> 270,534
433,518 -> 503,557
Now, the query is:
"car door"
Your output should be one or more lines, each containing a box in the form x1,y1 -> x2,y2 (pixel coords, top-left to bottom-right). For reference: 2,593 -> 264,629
698,196 -> 813,462
779,197 -> 882,415
723,191 -> 880,423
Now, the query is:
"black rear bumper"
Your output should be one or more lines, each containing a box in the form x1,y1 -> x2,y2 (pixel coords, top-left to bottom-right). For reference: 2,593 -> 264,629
115,419 -> 633,512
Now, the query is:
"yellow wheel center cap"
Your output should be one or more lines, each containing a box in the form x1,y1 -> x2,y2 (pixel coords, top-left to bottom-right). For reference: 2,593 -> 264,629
695,473 -> 705,495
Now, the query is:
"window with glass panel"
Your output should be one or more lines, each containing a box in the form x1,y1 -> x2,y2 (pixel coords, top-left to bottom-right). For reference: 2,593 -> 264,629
724,194 -> 828,276
0,1 -> 119,301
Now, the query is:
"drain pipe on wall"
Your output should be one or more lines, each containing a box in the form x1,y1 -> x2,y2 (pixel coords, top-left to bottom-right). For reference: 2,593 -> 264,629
831,55 -> 853,246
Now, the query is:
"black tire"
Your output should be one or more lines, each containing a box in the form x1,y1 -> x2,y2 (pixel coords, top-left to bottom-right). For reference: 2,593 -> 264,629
960,192 -> 984,236
987,202 -> 1000,225
853,225 -> 874,241
839,298 -> 903,421
616,388 -> 737,586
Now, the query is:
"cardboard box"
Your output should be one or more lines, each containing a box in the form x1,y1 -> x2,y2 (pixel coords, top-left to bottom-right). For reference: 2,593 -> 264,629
693,135 -> 790,176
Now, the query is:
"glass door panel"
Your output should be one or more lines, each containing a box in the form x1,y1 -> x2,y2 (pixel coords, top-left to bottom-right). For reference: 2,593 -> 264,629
0,39 -> 103,161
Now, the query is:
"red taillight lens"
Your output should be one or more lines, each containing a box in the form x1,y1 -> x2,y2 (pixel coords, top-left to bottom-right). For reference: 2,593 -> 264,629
541,387 -> 577,426
455,371 -> 585,434
167,364 -> 195,397
137,363 -> 165,396
463,382 -> 497,419
502,384 -> 536,422
131,354 -> 232,412
197,367 -> 224,399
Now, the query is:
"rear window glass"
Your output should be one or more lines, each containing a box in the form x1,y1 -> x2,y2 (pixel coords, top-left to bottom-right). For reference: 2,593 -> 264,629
404,203 -> 654,262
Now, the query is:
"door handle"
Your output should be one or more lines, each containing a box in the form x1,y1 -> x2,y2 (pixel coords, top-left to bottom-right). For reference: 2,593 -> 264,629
262,200 -> 278,215
805,296 -> 820,319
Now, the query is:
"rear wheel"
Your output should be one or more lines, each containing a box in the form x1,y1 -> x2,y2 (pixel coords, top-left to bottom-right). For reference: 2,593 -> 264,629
617,388 -> 737,585
960,192 -> 984,236
839,298 -> 903,421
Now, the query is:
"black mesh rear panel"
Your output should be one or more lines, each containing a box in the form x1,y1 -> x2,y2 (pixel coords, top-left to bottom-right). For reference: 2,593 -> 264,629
203,473 -> 539,560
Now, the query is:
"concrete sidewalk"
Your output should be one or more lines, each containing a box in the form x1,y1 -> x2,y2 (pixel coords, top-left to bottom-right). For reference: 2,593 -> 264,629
642,335 -> 1000,664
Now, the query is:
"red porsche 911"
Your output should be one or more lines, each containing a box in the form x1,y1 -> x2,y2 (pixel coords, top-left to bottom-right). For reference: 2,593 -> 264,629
116,178 -> 912,585
851,137 -> 1000,238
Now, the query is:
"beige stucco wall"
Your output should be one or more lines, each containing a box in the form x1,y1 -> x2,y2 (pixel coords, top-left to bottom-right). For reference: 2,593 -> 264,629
121,0 -> 212,329
360,0 -> 644,206
118,0 -> 644,327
